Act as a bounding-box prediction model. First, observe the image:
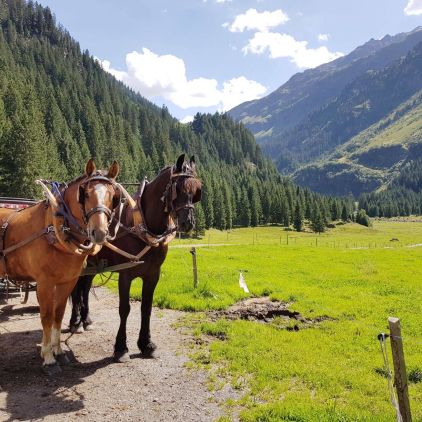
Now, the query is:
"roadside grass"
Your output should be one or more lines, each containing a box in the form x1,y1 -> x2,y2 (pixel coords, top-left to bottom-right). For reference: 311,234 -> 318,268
100,221 -> 422,420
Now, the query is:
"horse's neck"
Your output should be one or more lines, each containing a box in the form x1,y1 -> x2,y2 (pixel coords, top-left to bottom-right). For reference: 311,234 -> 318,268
140,172 -> 170,235
1,202 -> 46,242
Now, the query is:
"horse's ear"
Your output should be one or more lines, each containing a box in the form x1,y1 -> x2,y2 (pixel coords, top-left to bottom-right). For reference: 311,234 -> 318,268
108,161 -> 120,179
175,154 -> 185,172
85,159 -> 96,176
190,156 -> 196,172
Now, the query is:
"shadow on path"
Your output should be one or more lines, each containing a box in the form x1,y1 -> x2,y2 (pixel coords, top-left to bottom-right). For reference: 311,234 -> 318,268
0,328 -> 112,421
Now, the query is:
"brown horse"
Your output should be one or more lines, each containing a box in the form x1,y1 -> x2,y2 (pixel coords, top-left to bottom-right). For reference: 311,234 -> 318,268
70,154 -> 202,362
0,159 -> 120,374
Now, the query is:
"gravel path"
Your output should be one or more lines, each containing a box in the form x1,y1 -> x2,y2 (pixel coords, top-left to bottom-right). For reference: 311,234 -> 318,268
0,288 -> 226,421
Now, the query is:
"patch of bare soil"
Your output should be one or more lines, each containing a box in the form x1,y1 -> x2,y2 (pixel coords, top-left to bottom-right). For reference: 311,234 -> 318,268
0,288 -> 232,422
211,297 -> 331,330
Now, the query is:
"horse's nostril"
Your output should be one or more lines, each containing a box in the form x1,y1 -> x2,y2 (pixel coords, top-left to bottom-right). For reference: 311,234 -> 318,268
92,229 -> 107,244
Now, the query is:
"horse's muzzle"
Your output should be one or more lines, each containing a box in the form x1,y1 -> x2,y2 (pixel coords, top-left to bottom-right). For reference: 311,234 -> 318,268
90,229 -> 108,245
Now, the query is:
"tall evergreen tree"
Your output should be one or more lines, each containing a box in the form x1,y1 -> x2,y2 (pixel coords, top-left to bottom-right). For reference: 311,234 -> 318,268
311,204 -> 326,234
293,202 -> 303,232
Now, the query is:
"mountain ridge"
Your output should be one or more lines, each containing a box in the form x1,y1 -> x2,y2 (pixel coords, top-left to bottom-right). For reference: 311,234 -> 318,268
229,27 -> 422,201
230,26 -> 422,145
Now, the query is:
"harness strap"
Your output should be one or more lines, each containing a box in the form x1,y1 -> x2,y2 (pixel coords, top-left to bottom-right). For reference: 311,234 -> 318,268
118,184 -> 141,227
82,261 -> 144,276
104,241 -> 152,262
1,226 -> 53,257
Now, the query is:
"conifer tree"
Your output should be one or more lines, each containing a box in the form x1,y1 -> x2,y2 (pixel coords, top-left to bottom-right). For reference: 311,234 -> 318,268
293,202 -> 303,232
0,87 -> 50,197
311,204 -> 326,233
193,203 -> 206,237
341,204 -> 350,222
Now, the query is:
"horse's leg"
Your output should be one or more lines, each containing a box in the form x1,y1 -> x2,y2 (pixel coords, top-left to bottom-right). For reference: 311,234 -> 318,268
52,281 -> 77,365
37,282 -> 60,375
113,273 -> 133,363
69,278 -> 84,333
137,271 -> 159,356
81,275 -> 94,330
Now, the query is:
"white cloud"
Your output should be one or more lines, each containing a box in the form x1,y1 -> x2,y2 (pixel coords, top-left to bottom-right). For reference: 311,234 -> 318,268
96,59 -> 127,81
228,8 -> 289,32
180,115 -> 194,124
98,49 -> 267,111
221,76 -> 267,110
216,0 -> 232,3
318,33 -> 329,42
243,32 -> 343,69
404,0 -> 422,15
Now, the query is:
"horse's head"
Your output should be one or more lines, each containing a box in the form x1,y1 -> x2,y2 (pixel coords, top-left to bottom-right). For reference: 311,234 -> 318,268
65,159 -> 121,245
169,154 -> 202,233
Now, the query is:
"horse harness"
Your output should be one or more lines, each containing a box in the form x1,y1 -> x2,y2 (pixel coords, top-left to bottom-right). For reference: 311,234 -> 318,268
0,174 -> 123,277
102,165 -> 196,264
50,175 -> 125,248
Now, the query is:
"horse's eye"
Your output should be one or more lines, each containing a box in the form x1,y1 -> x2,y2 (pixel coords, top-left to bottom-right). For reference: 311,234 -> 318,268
84,192 -> 89,199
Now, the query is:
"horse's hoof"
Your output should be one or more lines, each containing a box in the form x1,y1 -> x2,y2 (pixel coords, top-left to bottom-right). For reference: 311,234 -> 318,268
113,351 -> 131,363
42,362 -> 62,376
55,353 -> 70,366
70,324 -> 84,334
139,342 -> 157,357
83,323 -> 94,331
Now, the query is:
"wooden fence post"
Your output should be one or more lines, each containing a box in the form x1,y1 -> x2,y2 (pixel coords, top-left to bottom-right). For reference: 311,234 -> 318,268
388,317 -> 412,422
190,247 -> 198,289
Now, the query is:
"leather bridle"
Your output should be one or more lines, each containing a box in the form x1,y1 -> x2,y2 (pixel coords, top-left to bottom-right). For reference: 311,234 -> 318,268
161,165 -> 195,216
49,174 -> 125,246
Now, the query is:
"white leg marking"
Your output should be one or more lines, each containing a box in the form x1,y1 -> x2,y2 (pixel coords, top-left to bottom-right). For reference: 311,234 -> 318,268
51,327 -> 63,356
41,330 -> 56,366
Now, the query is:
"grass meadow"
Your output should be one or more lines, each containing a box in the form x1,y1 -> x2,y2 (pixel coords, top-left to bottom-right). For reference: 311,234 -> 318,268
101,221 -> 422,421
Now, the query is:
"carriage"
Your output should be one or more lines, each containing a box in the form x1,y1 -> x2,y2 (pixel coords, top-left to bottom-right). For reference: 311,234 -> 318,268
0,197 -> 38,303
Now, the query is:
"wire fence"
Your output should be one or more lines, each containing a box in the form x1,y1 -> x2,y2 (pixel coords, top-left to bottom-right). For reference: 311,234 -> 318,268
172,232 -> 422,251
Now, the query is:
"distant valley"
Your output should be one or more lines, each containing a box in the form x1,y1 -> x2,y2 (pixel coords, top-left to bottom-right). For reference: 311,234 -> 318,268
230,27 -> 422,198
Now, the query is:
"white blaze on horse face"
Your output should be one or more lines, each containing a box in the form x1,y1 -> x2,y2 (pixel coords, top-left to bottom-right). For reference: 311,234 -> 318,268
86,183 -> 110,244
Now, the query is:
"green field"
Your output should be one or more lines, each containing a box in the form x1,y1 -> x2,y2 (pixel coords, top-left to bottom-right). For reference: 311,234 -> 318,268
102,221 -> 422,421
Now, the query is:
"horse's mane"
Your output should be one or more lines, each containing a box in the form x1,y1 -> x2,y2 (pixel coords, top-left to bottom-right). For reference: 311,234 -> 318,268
181,177 -> 202,194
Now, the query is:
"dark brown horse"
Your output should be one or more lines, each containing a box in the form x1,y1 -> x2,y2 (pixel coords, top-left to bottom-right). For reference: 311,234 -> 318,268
0,160 -> 121,374
70,154 -> 202,362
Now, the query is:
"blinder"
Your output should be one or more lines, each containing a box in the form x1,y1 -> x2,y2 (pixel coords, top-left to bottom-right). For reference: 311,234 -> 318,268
192,187 -> 202,203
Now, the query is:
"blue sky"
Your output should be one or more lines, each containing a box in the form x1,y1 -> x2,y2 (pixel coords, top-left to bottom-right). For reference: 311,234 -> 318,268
36,0 -> 422,121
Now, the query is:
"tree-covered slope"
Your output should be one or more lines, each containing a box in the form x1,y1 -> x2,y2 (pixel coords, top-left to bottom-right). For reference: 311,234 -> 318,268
229,27 -> 422,145
0,0 -> 352,229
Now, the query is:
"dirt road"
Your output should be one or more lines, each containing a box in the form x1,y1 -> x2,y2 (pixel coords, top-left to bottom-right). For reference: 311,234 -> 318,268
0,288 -> 226,421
